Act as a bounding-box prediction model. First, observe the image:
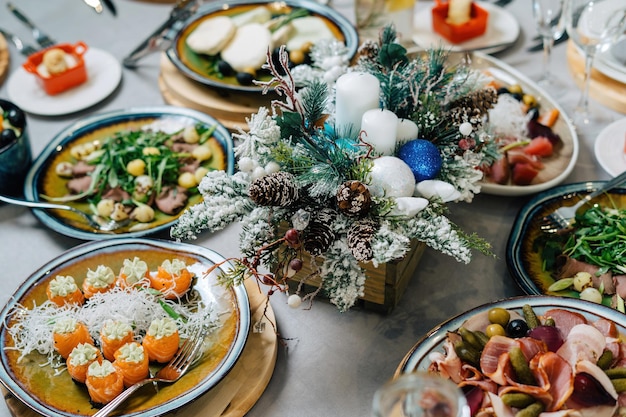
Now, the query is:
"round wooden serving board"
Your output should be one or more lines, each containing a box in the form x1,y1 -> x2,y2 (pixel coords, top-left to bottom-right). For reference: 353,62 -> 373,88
566,40 -> 626,114
159,53 -> 274,132
0,32 -> 10,87
2,278 -> 278,417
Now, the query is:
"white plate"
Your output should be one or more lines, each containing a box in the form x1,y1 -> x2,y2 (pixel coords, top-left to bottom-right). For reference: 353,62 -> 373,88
595,41 -> 626,85
412,1 -> 520,54
594,117 -> 626,176
6,48 -> 122,116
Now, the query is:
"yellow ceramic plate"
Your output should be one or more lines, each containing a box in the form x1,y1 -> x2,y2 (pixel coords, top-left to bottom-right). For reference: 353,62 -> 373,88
165,0 -> 358,92
23,106 -> 234,240
0,238 -> 249,417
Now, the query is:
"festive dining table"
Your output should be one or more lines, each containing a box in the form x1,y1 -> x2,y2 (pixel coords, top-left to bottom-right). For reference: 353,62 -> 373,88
0,0 -> 622,416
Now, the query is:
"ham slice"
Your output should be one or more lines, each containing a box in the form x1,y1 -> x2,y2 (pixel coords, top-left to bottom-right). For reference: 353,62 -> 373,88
544,308 -> 588,338
613,275 -> 626,299
557,324 -> 606,368
530,351 -> 574,411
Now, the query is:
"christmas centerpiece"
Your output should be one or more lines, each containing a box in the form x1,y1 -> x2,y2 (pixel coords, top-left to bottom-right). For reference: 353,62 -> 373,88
172,26 -> 496,312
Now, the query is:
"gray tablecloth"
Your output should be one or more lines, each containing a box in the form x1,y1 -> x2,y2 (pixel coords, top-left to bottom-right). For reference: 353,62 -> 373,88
0,0 -> 621,416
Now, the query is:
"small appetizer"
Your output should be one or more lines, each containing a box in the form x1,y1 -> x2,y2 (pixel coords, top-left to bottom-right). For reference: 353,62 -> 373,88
42,48 -> 70,75
150,259 -> 193,299
117,256 -> 150,288
85,360 -> 125,406
431,0 -> 488,44
66,343 -> 102,383
82,265 -> 116,298
142,317 -> 180,363
22,42 -> 88,95
53,317 -> 93,359
46,275 -> 85,307
113,342 -> 150,387
100,320 -> 134,362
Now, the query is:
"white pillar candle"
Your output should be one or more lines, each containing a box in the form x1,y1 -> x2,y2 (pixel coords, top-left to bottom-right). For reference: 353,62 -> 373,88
396,118 -> 419,142
360,109 -> 398,156
334,72 -> 380,135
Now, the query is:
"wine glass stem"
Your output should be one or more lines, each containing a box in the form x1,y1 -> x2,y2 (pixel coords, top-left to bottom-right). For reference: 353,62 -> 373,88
576,50 -> 596,114
542,36 -> 554,80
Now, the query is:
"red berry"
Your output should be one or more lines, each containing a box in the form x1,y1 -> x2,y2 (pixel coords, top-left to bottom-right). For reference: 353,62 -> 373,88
289,258 -> 303,272
284,228 -> 300,246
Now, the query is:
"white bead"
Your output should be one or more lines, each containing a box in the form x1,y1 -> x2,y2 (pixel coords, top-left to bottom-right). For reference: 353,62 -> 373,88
459,122 -> 473,136
287,294 -> 302,308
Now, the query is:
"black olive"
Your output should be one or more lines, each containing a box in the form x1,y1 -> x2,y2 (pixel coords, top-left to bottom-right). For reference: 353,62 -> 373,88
496,87 -> 510,95
217,60 -> 234,77
573,372 -> 616,407
511,92 -> 523,101
6,108 -> 25,129
505,319 -> 529,338
0,129 -> 17,147
236,71 -> 255,86
527,107 -> 540,121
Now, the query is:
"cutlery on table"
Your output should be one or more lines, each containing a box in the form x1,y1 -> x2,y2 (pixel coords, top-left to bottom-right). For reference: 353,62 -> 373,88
84,0 -> 117,16
0,195 -> 128,233
102,0 -> 117,16
122,0 -> 198,68
541,170 -> 626,233
6,2 -> 56,48
0,28 -> 39,56
527,32 -> 569,52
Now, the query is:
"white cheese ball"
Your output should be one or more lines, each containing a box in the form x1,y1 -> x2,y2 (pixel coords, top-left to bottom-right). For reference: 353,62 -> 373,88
186,16 -> 237,55
221,23 -> 272,72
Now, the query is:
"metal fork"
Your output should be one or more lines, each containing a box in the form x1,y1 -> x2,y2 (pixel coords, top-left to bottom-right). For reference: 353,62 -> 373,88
0,28 -> 39,56
0,195 -> 127,233
92,327 -> 206,417
541,170 -> 626,233
7,2 -> 56,48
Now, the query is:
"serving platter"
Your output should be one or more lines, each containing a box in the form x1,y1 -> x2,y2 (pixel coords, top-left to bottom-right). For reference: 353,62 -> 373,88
594,117 -> 626,176
395,295 -> 626,374
0,238 -> 250,417
165,0 -> 359,93
506,181 -> 626,306
437,51 -> 579,197
23,106 -> 235,241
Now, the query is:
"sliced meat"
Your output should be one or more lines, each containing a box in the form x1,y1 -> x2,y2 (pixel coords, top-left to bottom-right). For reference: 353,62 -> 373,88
557,324 -> 606,367
102,187 -> 131,202
556,256 -> 615,294
72,161 -> 96,176
544,308 -> 588,338
613,275 -> 626,299
155,186 -> 188,215
67,175 -> 93,194
530,351 -> 574,411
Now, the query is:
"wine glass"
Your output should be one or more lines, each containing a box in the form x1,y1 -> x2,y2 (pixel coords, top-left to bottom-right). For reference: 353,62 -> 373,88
372,373 -> 470,417
564,0 -> 626,126
532,0 -> 565,89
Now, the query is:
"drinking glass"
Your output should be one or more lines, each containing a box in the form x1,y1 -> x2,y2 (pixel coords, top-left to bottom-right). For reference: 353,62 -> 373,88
564,0 -> 626,126
532,0 -> 565,88
372,373 -> 470,417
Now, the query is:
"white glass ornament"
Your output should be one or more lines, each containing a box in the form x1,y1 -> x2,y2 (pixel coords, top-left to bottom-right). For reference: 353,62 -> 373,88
369,156 -> 416,197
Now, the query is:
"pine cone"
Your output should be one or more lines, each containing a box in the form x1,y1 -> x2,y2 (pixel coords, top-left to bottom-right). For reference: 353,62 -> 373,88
249,172 -> 299,207
336,181 -> 372,217
347,219 -> 379,262
447,87 -> 498,128
303,208 -> 336,256
356,40 -> 379,64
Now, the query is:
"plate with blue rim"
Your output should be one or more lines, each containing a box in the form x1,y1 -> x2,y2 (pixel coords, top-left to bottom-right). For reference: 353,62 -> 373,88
165,0 -> 359,93
23,106 -> 235,241
0,238 -> 250,417
505,180 -> 626,308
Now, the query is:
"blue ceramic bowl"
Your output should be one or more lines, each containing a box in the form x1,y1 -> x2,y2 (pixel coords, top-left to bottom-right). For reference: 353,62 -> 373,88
0,99 -> 32,196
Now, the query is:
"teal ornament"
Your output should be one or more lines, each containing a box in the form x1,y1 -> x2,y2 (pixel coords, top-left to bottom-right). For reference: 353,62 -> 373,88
397,139 -> 442,182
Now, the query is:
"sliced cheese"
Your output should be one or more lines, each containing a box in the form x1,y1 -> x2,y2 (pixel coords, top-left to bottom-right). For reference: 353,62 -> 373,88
186,16 -> 236,55
285,16 -> 335,51
221,23 -> 272,72
231,6 -> 272,27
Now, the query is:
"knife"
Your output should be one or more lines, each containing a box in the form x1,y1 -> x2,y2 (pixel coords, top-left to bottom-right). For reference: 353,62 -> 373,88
102,0 -> 117,16
527,33 -> 569,52
122,0 -> 198,68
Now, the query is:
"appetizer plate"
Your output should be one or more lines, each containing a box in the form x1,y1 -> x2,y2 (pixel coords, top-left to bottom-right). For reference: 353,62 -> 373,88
396,295 -> 626,374
506,181 -> 626,304
594,117 -> 626,176
0,238 -> 250,417
412,1 -> 520,54
446,51 -> 579,197
23,106 -> 235,240
165,0 -> 359,93
6,48 -> 122,116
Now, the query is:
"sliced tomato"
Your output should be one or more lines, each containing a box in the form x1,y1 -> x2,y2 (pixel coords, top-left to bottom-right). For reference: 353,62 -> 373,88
512,162 -> 539,185
523,136 -> 553,157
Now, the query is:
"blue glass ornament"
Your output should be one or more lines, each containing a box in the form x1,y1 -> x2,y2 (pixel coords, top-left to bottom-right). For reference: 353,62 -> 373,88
397,139 -> 442,182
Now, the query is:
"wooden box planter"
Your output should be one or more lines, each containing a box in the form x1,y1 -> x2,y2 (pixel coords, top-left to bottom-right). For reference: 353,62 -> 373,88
288,240 -> 426,313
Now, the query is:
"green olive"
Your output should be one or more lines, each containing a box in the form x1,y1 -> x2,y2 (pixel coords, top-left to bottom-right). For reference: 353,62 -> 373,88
522,94 -> 537,108
488,307 -> 510,326
508,84 -> 523,95
486,323 -> 506,338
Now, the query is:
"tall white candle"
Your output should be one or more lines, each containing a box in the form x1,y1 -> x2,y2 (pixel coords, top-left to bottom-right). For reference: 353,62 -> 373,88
360,109 -> 398,156
334,72 -> 380,135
